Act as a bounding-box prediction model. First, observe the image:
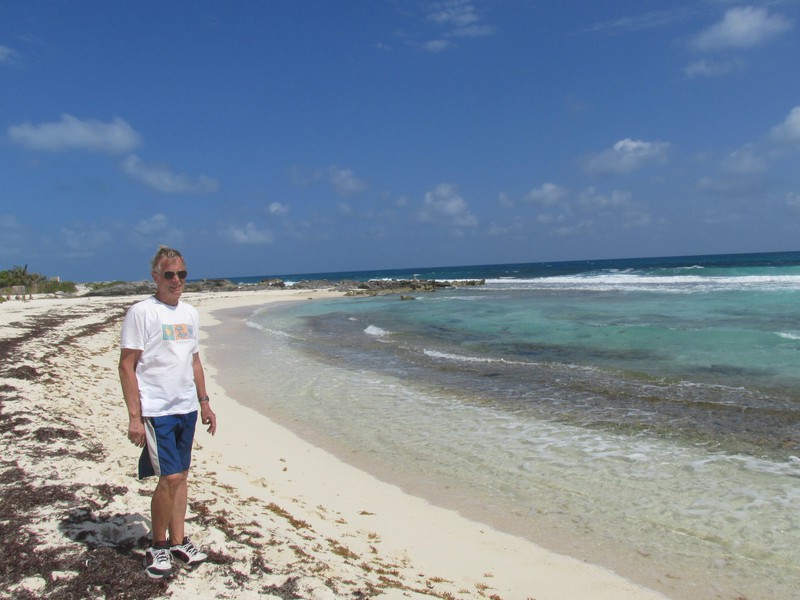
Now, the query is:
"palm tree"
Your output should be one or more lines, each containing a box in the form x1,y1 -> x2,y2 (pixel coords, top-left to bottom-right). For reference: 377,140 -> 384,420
8,265 -> 30,286
0,265 -> 42,295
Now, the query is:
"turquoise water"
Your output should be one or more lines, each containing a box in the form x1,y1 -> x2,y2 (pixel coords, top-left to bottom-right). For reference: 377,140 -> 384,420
208,251 -> 800,600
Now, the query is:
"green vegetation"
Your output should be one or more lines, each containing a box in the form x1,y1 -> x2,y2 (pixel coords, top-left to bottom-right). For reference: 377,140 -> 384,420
0,265 -> 78,300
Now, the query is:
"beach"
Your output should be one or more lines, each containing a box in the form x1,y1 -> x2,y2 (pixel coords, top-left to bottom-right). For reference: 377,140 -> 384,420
0,288 -> 670,600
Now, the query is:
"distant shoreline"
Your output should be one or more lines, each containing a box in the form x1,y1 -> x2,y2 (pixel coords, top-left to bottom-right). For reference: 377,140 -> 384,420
80,276 -> 486,298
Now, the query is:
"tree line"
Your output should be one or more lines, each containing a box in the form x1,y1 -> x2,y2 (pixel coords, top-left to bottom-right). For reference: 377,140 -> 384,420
1,264 -> 77,297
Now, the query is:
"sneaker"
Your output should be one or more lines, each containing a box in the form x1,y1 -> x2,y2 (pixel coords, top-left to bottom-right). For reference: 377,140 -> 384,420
144,543 -> 173,579
170,536 -> 208,568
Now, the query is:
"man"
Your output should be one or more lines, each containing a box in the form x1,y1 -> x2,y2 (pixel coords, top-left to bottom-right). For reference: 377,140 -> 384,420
119,246 -> 217,579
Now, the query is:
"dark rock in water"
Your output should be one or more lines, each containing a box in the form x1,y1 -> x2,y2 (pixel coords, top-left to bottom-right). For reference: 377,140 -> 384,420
260,278 -> 285,288
342,278 -> 485,296
290,279 -> 339,290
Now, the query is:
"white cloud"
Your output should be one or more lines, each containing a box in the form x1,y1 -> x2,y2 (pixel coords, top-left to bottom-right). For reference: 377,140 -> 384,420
576,188 -> 652,229
423,39 -> 452,52
8,114 -> 141,153
268,202 -> 289,215
770,106 -> 800,144
134,213 -> 171,235
291,165 -> 367,195
427,0 -> 478,28
524,182 -> 568,206
586,8 -> 695,34
498,192 -> 515,208
579,187 -> 633,209
420,0 -> 495,51
786,192 -> 800,208
129,214 -> 184,247
226,222 -> 274,245
426,0 -> 495,37
0,45 -> 19,65
122,155 -> 219,194
537,213 -> 565,225
419,183 -> 478,228
536,186 -> 653,236
722,145 -> 768,174
328,167 -> 367,196
684,57 -> 744,78
691,6 -> 792,52
586,139 -> 670,175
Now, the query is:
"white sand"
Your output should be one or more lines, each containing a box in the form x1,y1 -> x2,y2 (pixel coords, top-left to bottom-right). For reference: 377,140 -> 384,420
0,290 -> 671,599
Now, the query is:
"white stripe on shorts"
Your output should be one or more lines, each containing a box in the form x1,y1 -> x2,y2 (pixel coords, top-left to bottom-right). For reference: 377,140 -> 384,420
142,418 -> 162,477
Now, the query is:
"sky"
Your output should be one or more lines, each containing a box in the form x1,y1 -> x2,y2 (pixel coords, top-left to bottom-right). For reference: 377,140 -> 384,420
2,0 -> 800,282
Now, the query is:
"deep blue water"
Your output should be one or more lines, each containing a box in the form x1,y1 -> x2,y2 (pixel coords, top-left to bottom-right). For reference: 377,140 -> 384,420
221,249 -> 800,285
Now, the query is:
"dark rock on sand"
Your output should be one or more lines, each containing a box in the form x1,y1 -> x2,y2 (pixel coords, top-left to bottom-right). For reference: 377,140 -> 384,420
84,277 -> 485,297
84,281 -> 156,297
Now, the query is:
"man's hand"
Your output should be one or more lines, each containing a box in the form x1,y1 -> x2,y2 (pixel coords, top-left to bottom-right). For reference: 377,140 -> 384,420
201,403 -> 217,435
128,418 -> 146,447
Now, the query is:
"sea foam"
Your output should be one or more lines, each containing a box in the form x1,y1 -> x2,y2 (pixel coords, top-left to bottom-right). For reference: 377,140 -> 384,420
364,325 -> 390,337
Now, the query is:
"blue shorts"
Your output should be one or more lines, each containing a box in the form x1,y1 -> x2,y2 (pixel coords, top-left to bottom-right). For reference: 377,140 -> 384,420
138,411 -> 198,479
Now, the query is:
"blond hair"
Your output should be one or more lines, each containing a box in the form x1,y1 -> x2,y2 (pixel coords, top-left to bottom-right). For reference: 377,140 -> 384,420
150,246 -> 185,272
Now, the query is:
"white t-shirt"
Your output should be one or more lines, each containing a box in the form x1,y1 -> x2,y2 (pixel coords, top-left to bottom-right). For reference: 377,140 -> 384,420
120,296 -> 200,417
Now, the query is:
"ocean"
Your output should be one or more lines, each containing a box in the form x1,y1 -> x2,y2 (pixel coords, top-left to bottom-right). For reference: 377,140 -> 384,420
205,251 -> 800,600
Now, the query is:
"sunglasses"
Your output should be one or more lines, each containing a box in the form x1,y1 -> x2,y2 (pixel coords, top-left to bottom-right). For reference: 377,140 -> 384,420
162,270 -> 188,280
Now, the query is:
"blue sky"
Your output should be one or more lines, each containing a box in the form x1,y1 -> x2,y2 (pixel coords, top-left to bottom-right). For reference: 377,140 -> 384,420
2,1 -> 800,281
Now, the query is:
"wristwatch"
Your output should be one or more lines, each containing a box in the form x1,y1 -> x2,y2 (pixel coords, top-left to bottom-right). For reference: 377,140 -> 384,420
198,395 -> 210,403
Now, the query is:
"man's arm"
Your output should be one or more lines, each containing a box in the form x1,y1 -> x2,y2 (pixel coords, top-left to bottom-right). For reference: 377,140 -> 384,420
193,352 -> 217,435
119,348 -> 146,447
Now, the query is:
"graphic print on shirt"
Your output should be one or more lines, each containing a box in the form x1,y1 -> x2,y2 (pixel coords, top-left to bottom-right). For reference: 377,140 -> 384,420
161,323 -> 195,342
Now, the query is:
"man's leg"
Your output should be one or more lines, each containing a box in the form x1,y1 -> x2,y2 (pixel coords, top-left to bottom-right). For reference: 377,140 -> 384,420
144,412 -> 207,568
145,471 -> 184,579
167,469 -> 208,567
168,470 -> 189,545
151,471 -> 187,544
141,413 -> 201,577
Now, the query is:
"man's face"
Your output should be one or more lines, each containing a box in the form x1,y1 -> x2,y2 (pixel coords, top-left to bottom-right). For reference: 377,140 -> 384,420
152,256 -> 187,305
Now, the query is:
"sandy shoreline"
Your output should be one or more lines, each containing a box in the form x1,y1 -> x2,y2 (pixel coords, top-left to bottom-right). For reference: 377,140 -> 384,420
0,290 -> 670,599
